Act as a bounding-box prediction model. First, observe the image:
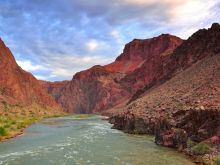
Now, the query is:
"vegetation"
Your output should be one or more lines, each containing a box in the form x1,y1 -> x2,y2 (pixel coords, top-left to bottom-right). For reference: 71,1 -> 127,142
133,129 -> 144,135
0,115 -> 40,140
187,138 -> 197,148
72,114 -> 93,119
216,156 -> 220,165
0,127 -> 7,136
192,143 -> 211,155
2,101 -> 9,111
0,102 -> 66,141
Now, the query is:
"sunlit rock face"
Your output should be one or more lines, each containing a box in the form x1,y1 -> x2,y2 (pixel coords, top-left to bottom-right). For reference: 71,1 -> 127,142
108,23 -> 220,147
46,34 -> 183,113
0,38 -> 60,109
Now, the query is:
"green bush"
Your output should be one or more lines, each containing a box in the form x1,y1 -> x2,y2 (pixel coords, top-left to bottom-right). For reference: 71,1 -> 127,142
216,156 -> 220,165
11,120 -> 16,125
17,122 -> 27,129
192,143 -> 210,155
187,138 -> 197,148
0,127 -> 7,136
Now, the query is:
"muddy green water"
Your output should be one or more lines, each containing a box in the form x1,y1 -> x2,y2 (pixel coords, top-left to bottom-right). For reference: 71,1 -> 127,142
0,116 -> 194,165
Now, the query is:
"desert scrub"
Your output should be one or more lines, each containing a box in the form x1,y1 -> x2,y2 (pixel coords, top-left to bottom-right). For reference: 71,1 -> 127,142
72,114 -> 93,119
133,129 -> 144,135
0,103 -> 65,141
192,143 -> 211,155
16,117 -> 39,129
0,127 -> 7,136
2,101 -> 9,111
187,138 -> 197,148
216,156 -> 220,165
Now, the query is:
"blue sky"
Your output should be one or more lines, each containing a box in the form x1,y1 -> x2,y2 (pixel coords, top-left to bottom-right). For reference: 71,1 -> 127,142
0,0 -> 219,81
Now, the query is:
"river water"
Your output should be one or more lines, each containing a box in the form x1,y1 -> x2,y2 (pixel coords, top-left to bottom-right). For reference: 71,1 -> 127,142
0,116 -> 194,165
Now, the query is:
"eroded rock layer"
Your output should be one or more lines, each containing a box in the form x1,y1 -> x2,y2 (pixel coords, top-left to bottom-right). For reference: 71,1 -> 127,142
107,23 -> 220,151
0,38 -> 60,110
47,34 -> 183,113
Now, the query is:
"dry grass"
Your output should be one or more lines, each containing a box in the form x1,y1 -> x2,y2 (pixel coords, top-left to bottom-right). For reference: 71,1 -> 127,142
0,102 -> 66,141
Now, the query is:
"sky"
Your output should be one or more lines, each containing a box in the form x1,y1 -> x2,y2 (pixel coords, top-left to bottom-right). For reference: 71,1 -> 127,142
0,0 -> 219,81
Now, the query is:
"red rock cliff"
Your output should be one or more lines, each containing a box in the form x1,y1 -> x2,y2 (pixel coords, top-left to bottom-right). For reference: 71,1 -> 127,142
48,34 -> 183,113
107,23 -> 220,152
0,38 -> 60,109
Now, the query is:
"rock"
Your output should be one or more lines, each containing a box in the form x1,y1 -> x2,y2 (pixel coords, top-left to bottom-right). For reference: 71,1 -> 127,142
109,111 -> 155,134
46,34 -> 183,113
177,109 -> 220,142
39,80 -> 69,102
203,136 -> 220,146
200,106 -> 205,110
110,23 -> 220,153
0,38 -> 60,109
155,118 -> 188,149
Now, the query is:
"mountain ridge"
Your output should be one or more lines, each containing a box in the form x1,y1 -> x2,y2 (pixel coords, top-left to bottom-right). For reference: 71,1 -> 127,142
45,33 -> 183,113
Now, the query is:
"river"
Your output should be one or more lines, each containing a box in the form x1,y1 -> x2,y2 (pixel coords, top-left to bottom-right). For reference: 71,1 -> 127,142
0,115 -> 194,165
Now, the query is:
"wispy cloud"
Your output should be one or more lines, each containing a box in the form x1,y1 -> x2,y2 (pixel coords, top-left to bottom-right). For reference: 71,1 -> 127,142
0,0 -> 219,81
17,60 -> 46,72
86,40 -> 99,51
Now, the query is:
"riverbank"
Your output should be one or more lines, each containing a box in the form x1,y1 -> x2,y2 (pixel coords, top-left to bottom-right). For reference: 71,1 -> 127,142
0,115 -> 195,165
105,110 -> 220,165
0,103 -> 66,142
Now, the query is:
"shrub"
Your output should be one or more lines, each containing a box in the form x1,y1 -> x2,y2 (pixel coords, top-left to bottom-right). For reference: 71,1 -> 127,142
2,101 -> 9,111
16,122 -> 27,129
187,138 -> 197,148
216,156 -> 220,165
133,129 -> 144,135
3,123 -> 11,128
0,127 -> 7,136
192,143 -> 210,155
11,120 -> 16,125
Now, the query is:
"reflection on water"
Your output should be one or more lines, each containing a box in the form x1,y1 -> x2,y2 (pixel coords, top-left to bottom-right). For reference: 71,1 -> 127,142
0,116 -> 194,165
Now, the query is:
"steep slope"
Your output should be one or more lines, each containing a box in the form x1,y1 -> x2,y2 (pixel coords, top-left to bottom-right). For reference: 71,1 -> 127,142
107,23 -> 220,163
108,54 -> 220,134
0,38 -> 63,140
108,54 -> 220,164
48,34 -> 182,113
119,34 -> 184,100
39,80 -> 69,103
127,23 -> 220,103
0,38 -> 59,108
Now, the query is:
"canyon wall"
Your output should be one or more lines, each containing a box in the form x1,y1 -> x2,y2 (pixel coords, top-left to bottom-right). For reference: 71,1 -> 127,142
46,34 -> 183,113
0,38 -> 61,111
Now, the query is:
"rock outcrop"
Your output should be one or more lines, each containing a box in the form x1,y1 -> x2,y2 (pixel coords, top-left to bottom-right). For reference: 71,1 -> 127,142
107,23 -> 220,151
119,34 -> 183,96
0,38 -> 60,110
47,34 -> 183,113
39,80 -> 69,103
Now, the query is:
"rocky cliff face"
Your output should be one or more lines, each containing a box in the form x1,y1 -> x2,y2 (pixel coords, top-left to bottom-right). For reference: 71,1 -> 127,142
107,23 -> 220,151
127,23 -> 220,103
116,34 -> 182,62
48,34 -> 182,113
120,34 -> 183,100
0,38 -> 60,109
54,65 -> 131,113
39,80 -> 69,103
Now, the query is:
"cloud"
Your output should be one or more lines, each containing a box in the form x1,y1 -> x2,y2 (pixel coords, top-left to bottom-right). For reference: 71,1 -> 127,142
17,60 -> 46,72
165,0 -> 218,38
86,40 -> 99,51
33,55 -> 114,81
110,30 -> 120,39
35,75 -> 49,80
0,0 -> 219,81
